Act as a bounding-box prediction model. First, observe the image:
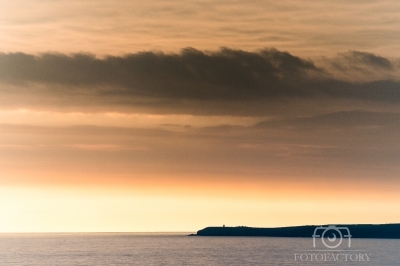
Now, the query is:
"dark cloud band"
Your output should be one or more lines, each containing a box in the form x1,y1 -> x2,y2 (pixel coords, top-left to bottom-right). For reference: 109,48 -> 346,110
0,48 -> 399,115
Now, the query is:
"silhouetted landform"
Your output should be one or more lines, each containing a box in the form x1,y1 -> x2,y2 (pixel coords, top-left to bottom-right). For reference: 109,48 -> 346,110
194,224 -> 400,239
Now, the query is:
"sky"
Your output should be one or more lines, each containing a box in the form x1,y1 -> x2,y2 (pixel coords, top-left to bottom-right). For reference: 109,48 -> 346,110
0,0 -> 400,232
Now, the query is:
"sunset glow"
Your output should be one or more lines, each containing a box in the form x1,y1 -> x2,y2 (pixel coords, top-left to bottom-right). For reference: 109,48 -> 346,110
1,0 -> 400,232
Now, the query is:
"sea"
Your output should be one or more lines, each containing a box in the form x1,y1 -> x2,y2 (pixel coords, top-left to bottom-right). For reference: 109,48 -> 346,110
0,233 -> 399,265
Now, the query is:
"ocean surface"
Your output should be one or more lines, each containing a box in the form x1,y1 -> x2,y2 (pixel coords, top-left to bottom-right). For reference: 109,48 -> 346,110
0,233 -> 399,265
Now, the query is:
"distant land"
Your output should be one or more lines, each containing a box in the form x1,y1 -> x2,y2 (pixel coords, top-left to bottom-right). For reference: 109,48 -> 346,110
193,224 -> 400,239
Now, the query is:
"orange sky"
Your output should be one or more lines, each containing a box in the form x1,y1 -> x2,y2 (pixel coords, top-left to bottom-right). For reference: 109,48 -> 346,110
1,0 -> 400,232
1,0 -> 400,58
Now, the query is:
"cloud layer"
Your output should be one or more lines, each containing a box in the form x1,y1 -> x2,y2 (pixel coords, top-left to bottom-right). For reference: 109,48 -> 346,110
2,0 -> 400,57
0,48 -> 399,115
2,110 -> 400,182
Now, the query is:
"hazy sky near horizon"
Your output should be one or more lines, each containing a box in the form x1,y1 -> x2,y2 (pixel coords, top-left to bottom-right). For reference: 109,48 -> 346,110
1,0 -> 400,232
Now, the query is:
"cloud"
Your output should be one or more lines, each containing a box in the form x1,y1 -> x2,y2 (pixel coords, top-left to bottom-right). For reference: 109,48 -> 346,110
2,0 -> 400,58
0,48 -> 399,115
323,51 -> 397,82
256,110 -> 400,128
2,109 -> 400,181
0,48 -> 319,98
345,51 -> 393,70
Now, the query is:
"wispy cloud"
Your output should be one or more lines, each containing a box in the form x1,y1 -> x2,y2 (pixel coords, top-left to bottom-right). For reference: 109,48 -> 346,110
1,109 -> 400,181
1,0 -> 400,57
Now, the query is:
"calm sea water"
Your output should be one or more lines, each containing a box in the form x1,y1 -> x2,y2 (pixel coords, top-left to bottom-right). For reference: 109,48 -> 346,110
0,233 -> 399,265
